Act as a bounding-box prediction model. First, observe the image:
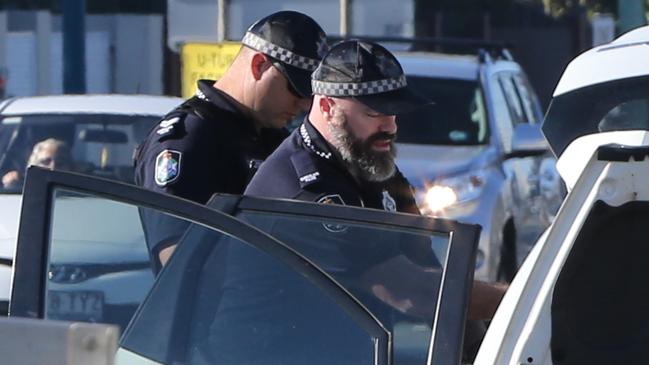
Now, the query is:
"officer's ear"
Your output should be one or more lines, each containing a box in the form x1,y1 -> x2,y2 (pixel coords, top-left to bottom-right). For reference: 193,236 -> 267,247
319,96 -> 335,119
250,52 -> 273,80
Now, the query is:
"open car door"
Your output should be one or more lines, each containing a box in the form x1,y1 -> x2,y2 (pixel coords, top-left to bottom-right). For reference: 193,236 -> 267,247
10,167 -> 479,365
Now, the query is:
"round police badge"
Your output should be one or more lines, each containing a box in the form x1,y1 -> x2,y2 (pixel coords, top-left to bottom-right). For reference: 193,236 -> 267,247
155,150 -> 182,186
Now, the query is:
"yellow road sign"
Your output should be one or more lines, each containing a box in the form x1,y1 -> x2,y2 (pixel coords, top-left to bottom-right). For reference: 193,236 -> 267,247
180,42 -> 242,99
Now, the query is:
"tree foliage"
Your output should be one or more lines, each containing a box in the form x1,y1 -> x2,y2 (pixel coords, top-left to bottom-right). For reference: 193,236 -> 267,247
543,0 -> 614,17
414,0 -> 648,19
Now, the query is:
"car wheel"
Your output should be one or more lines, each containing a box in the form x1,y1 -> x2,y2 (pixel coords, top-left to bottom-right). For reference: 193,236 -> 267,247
497,220 -> 517,282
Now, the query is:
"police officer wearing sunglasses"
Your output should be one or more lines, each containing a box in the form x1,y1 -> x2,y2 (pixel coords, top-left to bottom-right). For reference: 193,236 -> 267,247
134,11 -> 328,269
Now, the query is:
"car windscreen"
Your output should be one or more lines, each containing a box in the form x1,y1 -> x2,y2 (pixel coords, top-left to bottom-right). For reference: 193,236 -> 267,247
0,113 -> 159,193
542,75 -> 649,157
396,76 -> 489,146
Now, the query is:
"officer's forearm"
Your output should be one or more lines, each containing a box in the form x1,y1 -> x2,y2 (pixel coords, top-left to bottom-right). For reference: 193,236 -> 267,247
468,280 -> 508,320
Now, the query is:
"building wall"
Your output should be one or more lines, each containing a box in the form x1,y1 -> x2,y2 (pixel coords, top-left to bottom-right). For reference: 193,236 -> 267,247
113,15 -> 164,94
166,0 -> 414,51
0,11 -> 163,98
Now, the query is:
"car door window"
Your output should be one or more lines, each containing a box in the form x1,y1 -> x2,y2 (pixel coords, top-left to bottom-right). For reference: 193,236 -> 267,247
489,75 -> 515,152
499,74 -> 528,125
45,189 -> 155,329
121,222 -> 387,365
208,195 -> 481,365
513,73 -> 543,124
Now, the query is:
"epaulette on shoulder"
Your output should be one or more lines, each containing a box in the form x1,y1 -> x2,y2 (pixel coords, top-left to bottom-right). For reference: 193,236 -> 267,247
290,149 -> 321,188
155,112 -> 187,141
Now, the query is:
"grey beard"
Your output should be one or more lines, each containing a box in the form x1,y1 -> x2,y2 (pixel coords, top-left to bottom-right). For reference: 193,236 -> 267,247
328,111 -> 396,182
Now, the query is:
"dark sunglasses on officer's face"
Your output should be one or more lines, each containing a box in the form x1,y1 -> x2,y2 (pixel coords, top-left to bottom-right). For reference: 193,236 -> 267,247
271,61 -> 303,99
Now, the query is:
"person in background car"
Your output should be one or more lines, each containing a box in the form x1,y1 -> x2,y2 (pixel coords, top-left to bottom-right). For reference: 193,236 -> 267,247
1,138 -> 73,189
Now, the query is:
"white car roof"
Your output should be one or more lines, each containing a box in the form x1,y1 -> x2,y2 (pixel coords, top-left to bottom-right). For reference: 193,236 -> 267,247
553,25 -> 649,96
0,94 -> 183,116
395,52 -> 480,80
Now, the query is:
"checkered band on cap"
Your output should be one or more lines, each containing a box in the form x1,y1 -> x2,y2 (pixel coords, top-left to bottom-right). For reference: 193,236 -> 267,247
242,32 -> 320,71
311,75 -> 407,96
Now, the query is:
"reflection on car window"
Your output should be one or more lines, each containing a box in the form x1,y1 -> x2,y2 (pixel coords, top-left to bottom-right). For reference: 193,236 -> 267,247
0,114 -> 159,193
513,73 -> 541,123
499,74 -> 527,125
236,211 -> 450,364
121,223 -> 383,365
543,75 -> 649,157
397,76 -> 489,145
598,99 -> 649,132
45,188 -> 158,331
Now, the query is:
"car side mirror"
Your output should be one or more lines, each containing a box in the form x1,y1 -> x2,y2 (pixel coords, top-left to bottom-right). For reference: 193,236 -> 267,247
507,123 -> 549,158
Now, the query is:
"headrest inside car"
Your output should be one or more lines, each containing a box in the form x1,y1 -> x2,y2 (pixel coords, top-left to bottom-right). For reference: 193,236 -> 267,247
78,129 -> 128,144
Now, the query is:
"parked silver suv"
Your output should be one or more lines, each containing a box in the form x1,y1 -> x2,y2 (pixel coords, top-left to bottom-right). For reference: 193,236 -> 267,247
394,46 -> 565,281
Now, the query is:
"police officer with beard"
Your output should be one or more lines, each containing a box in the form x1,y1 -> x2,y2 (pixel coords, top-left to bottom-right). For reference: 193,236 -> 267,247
134,11 -> 328,269
244,40 -> 425,214
245,40 -> 507,324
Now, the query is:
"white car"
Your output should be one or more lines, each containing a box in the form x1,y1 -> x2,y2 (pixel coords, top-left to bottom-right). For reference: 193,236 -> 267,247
394,49 -> 564,281
0,94 -> 182,312
474,24 -> 649,364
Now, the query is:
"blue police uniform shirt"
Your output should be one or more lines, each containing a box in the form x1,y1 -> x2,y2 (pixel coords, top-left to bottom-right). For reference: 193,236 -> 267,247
135,79 -> 288,202
134,79 -> 288,266
245,118 -> 420,214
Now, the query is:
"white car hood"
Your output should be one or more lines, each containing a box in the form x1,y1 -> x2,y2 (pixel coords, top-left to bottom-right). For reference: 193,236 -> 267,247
0,194 -> 22,259
395,143 -> 488,185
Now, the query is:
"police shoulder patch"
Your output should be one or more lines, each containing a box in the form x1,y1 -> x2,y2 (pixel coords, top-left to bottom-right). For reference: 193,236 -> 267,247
291,150 -> 321,188
317,194 -> 346,205
155,149 -> 182,186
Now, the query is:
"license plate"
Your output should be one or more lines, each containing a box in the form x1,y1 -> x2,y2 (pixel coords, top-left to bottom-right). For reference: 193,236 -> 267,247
47,290 -> 104,322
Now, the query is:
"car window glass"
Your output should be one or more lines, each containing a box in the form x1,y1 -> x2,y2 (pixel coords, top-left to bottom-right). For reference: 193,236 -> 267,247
498,74 -> 527,124
0,114 -> 158,193
489,76 -> 514,151
543,75 -> 649,157
121,221 -> 385,365
396,76 -> 489,145
45,188 -> 159,330
472,86 -> 489,142
234,210 -> 450,364
597,99 -> 649,132
512,73 -> 541,123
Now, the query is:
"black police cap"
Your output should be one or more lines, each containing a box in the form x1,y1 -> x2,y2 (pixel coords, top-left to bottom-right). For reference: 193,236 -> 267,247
242,11 -> 328,98
311,40 -> 431,115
